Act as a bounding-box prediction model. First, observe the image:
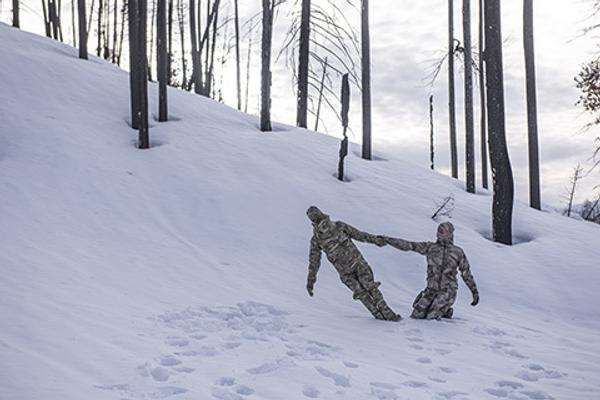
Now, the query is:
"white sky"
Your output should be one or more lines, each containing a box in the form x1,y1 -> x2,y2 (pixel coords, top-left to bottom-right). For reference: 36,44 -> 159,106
4,0 -> 599,206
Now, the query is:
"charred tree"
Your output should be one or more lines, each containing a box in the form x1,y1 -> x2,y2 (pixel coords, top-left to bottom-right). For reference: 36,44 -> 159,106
12,0 -> 19,28
338,73 -> 350,181
137,0 -> 150,148
479,0 -> 488,189
430,95 -> 435,170
448,0 -> 458,178
234,0 -> 241,110
189,0 -> 202,93
361,0 -> 372,160
464,0 -> 475,193
78,0 -> 88,59
260,0 -> 273,131
296,0 -> 310,128
524,0 -> 541,209
157,0 -> 168,121
485,0 -> 514,245
128,0 -> 140,129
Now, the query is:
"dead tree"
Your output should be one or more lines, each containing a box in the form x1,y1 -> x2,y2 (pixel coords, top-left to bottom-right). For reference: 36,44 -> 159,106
189,0 -> 201,93
448,0 -> 458,179
524,0 -> 541,209
260,0 -> 274,131
97,0 -> 103,55
244,34 -> 253,113
430,95 -> 435,170
78,0 -> 88,59
338,73 -> 350,181
177,0 -> 187,89
234,0 -> 241,110
478,0 -> 488,189
361,0 -> 372,160
296,0 -> 311,128
157,0 -> 168,121
564,164 -> 583,217
42,0 -> 51,36
128,0 -> 140,129
463,0 -> 475,193
485,0 -> 514,245
137,0 -> 150,148
314,57 -> 328,131
12,0 -> 19,28
71,0 -> 77,46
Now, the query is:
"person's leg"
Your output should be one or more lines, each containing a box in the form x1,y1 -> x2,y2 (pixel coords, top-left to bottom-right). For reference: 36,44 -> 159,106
426,290 -> 457,320
355,264 -> 401,321
340,273 -> 386,320
411,289 -> 436,319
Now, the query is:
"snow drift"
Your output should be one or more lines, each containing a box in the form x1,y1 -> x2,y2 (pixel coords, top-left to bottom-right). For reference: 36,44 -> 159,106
1,23 -> 599,400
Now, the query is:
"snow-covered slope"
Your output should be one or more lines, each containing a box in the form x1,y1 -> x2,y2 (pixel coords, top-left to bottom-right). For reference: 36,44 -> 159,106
1,23 -> 599,400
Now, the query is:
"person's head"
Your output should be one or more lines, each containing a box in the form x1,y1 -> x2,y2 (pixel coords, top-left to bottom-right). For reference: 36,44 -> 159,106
306,206 -> 328,224
436,222 -> 455,244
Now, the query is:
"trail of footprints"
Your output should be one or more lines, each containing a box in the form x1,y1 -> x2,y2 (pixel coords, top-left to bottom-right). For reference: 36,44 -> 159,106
93,302 -> 566,399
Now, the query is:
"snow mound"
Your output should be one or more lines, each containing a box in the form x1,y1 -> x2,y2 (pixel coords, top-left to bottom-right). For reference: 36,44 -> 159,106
1,23 -> 599,400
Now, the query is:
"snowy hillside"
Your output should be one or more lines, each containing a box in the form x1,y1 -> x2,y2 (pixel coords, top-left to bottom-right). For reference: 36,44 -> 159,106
1,23 -> 599,400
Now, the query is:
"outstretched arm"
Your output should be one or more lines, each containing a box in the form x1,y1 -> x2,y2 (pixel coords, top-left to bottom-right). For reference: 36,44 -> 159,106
339,222 -> 385,246
306,234 -> 322,296
459,253 -> 479,306
385,237 -> 432,255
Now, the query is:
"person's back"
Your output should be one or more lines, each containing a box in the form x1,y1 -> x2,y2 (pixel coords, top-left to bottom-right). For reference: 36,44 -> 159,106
312,218 -> 366,274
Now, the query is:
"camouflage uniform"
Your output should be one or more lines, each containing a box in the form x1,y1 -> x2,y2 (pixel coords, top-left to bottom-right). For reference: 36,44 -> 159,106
385,222 -> 479,320
306,206 -> 401,321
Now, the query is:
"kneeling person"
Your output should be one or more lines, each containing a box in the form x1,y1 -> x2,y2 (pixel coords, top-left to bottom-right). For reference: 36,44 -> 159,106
305,206 -> 401,321
384,222 -> 479,320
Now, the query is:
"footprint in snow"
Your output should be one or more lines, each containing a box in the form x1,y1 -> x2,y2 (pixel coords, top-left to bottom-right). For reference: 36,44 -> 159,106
165,337 -> 190,347
515,363 -> 565,382
343,361 -> 359,369
148,386 -> 188,399
213,377 -> 255,399
416,356 -> 432,364
436,391 -> 469,399
302,385 -> 320,398
315,366 -> 351,387
485,379 -> 552,400
246,358 -> 295,374
159,355 -> 182,366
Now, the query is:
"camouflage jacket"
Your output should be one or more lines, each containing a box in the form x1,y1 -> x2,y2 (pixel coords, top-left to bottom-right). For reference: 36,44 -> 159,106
307,218 -> 381,285
387,238 -> 478,294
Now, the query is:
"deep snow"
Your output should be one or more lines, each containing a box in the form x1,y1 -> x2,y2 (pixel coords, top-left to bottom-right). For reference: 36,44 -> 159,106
1,23 -> 599,400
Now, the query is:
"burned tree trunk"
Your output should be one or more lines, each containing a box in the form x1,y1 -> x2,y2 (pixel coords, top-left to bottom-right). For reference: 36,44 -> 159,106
524,0 -> 541,210
78,0 -> 88,59
296,0 -> 310,128
12,0 -> 20,28
448,0 -> 458,178
157,0 -> 168,121
485,0 -> 514,245
361,0 -> 372,160
479,0 -> 488,189
464,0 -> 475,193
128,0 -> 140,130
338,74 -> 350,181
137,0 -> 150,148
430,95 -> 435,170
234,0 -> 241,110
189,0 -> 201,93
260,0 -> 273,132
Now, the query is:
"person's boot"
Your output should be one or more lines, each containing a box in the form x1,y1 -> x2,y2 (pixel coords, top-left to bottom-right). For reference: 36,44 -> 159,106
442,307 -> 453,319
369,288 -> 402,321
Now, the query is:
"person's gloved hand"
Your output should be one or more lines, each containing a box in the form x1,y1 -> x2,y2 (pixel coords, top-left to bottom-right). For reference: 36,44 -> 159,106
306,282 -> 314,297
471,290 -> 479,306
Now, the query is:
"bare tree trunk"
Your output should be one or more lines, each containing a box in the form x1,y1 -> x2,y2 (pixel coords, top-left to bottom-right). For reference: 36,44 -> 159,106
234,0 -> 241,110
42,0 -> 51,36
479,0 -> 488,189
485,0 -> 514,245
296,0 -> 310,128
448,0 -> 458,178
50,0 -> 60,40
137,0 -> 150,148
189,0 -> 201,93
260,0 -> 273,132
565,164 -> 582,217
128,0 -> 140,129
78,0 -> 88,59
97,0 -> 103,55
361,0 -> 372,160
71,0 -> 77,46
117,1 -> 126,65
157,0 -> 168,121
57,0 -> 64,41
12,0 -> 19,27
430,94 -> 435,170
167,0 -> 173,83
338,74 -> 350,181
177,0 -> 187,89
148,0 -> 156,80
86,0 -> 94,38
206,1 -> 218,97
524,0 -> 541,210
464,0 -> 475,193
111,0 -> 117,63
314,58 -> 328,132
244,35 -> 252,113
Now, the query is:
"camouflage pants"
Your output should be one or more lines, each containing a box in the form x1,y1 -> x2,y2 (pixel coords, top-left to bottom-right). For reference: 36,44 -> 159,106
339,263 -> 399,320
411,288 -> 457,320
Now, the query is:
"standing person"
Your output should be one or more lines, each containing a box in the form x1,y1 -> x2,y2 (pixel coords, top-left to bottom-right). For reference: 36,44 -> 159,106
384,222 -> 479,320
305,206 -> 401,321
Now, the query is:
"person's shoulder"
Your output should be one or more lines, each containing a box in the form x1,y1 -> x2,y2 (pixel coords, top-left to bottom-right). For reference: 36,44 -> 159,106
451,244 -> 465,255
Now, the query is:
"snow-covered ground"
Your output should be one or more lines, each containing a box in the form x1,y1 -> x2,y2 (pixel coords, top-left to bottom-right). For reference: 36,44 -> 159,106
1,23 -> 599,400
